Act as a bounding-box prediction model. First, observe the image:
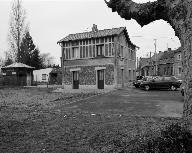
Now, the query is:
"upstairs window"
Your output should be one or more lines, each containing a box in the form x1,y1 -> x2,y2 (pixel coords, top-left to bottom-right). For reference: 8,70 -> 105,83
178,67 -> 182,75
178,54 -> 181,60
96,45 -> 104,56
72,47 -> 80,59
120,46 -> 124,57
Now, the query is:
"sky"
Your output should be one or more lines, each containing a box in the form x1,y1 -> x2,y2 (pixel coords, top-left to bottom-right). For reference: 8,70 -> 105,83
0,0 -> 181,65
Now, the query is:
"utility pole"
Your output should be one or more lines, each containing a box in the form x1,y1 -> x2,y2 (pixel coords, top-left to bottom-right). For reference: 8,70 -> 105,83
154,39 -> 157,76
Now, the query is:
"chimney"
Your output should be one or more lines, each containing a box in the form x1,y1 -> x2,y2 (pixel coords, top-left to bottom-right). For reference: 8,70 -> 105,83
92,24 -> 98,32
168,48 -> 171,52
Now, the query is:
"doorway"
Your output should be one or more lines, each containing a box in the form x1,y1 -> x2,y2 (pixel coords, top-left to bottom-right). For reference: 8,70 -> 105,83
97,69 -> 104,89
72,71 -> 79,89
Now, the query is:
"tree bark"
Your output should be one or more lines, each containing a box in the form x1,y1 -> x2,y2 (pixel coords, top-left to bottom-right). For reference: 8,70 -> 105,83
105,0 -> 192,128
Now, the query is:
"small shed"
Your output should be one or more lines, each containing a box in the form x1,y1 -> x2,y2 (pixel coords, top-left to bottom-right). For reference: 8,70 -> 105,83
1,62 -> 34,86
33,68 -> 53,84
33,67 -> 62,85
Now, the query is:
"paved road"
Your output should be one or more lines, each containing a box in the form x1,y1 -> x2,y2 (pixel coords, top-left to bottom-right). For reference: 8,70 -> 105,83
65,87 -> 184,118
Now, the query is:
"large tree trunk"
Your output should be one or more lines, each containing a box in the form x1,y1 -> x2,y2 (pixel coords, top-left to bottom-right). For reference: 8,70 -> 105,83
105,0 -> 192,128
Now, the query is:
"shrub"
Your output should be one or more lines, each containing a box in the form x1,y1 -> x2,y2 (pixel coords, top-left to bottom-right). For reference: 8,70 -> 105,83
133,122 -> 192,153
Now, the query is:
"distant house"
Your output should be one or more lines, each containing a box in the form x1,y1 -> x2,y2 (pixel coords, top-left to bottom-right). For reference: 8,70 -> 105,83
158,48 -> 175,76
1,62 -> 34,86
57,24 -> 137,89
173,47 -> 182,79
33,68 -> 62,85
139,47 -> 183,78
139,51 -> 164,76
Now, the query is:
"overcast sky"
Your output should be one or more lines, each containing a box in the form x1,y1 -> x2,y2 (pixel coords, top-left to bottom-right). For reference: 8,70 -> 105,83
0,0 -> 181,65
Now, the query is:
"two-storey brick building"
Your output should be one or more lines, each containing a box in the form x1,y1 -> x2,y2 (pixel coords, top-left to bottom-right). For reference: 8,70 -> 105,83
57,25 -> 136,89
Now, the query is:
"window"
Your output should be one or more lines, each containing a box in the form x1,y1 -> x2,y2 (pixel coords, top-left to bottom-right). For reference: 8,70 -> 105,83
178,54 -> 181,60
178,67 -> 182,75
100,38 -> 104,43
105,37 -> 108,42
89,45 -> 92,57
72,47 -> 80,59
83,46 -> 86,58
120,46 -> 124,57
171,67 -> 173,75
65,48 -> 69,59
96,38 -> 99,44
105,44 -> 108,56
42,74 -> 47,80
109,37 -> 111,42
86,46 -> 89,57
112,43 -> 114,55
112,37 -> 114,42
109,43 -> 112,56
80,46 -> 83,58
96,45 -> 104,56
93,45 -> 96,57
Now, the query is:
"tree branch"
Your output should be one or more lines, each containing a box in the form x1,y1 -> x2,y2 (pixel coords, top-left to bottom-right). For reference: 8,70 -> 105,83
105,0 -> 170,27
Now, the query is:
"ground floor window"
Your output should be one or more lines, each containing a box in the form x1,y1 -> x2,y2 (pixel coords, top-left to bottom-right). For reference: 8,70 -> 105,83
42,74 -> 47,80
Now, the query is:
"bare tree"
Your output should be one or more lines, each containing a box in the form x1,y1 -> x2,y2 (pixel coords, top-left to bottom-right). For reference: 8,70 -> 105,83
105,0 -> 192,128
40,53 -> 55,68
7,0 -> 26,62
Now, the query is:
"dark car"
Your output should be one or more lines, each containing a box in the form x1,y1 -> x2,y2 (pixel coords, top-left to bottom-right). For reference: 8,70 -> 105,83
140,76 -> 182,91
133,76 -> 154,88
181,80 -> 192,96
133,76 -> 144,88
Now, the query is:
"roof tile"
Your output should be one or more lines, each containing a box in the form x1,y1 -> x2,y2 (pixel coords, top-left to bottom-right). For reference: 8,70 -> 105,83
57,27 -> 125,43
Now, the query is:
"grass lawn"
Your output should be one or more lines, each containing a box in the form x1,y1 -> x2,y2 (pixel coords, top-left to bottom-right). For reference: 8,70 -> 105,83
0,87 -> 182,153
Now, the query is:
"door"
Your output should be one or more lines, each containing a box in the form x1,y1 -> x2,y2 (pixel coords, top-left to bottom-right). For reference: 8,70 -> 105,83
97,69 -> 104,89
73,71 -> 79,89
27,72 -> 31,86
121,69 -> 124,88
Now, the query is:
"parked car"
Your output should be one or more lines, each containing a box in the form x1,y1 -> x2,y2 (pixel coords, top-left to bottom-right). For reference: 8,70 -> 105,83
140,76 -> 182,91
133,76 -> 154,88
181,80 -> 192,96
133,76 -> 144,88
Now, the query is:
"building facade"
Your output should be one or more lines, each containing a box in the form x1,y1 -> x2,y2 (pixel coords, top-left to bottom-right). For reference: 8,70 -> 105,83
57,25 -> 136,89
139,47 -> 183,79
173,47 -> 182,79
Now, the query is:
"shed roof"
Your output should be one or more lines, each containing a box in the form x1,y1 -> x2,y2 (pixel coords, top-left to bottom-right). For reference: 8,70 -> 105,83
2,62 -> 35,69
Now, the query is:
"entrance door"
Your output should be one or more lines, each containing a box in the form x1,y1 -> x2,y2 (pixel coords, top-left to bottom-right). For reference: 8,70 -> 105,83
97,69 -> 104,89
73,71 -> 79,89
121,69 -> 124,88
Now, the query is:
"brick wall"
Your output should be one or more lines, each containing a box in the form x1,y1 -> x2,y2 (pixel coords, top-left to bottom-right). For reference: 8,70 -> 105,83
63,58 -> 115,88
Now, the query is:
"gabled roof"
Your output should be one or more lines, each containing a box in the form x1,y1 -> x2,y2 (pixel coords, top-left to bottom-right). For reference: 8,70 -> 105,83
2,62 -> 35,69
57,27 -> 136,47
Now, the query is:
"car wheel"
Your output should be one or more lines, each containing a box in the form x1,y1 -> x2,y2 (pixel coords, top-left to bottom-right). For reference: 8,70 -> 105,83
171,85 -> 177,91
144,85 -> 150,91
